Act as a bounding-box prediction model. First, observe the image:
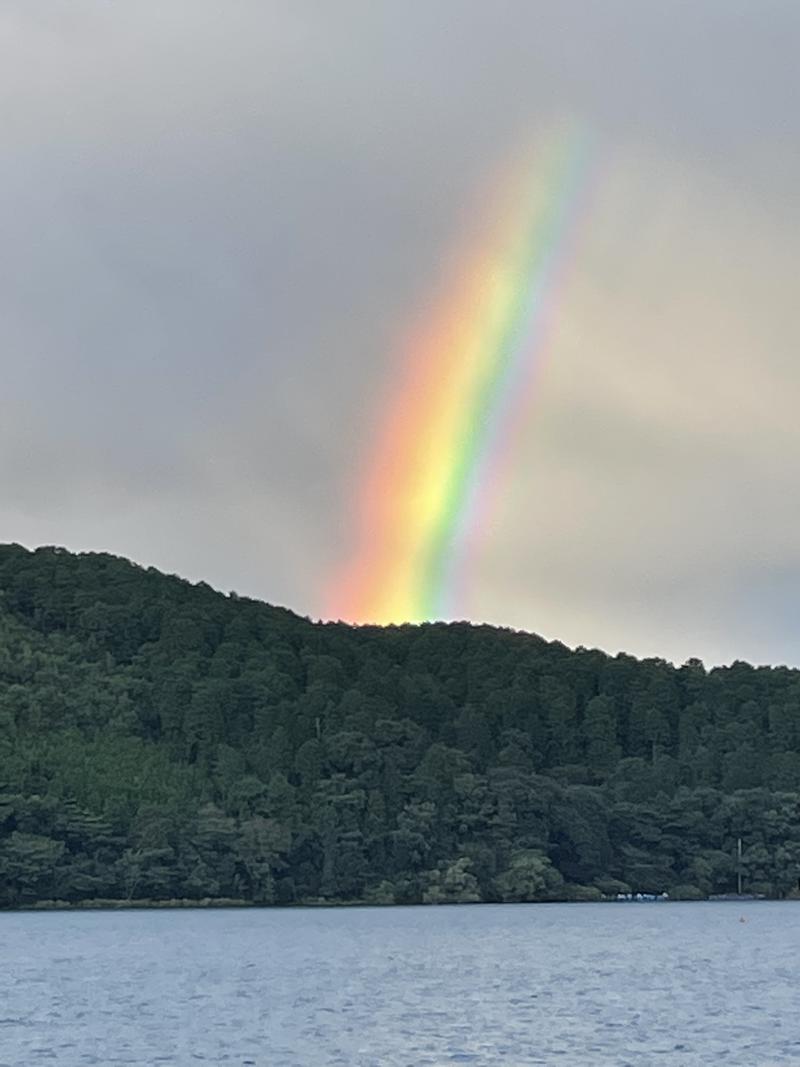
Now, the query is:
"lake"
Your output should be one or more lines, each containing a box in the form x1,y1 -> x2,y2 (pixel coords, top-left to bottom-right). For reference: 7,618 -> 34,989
2,901 -> 799,1065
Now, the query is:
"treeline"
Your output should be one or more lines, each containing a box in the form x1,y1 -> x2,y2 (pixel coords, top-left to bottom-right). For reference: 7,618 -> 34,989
1,543 -> 800,908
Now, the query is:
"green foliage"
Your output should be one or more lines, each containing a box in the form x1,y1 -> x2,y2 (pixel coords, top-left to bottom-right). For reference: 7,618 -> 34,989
1,544 -> 800,907
493,849 -> 564,902
669,883 -> 705,901
422,857 -> 482,904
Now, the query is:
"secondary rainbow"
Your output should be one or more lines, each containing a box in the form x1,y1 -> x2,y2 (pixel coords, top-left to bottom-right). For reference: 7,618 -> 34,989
328,125 -> 593,625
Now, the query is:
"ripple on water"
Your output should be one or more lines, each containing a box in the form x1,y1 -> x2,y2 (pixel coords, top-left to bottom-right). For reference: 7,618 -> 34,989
2,903 -> 800,1065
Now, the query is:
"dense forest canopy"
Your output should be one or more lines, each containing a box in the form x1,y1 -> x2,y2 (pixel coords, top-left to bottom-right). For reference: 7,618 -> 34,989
1,543 -> 799,908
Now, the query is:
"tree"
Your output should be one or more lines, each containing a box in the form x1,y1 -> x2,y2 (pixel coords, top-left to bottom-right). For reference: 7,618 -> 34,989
422,857 -> 481,904
583,695 -> 620,777
493,850 -> 563,902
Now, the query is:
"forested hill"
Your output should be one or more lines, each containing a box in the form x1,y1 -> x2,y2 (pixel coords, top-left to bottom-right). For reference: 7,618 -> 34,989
2,543 -> 800,908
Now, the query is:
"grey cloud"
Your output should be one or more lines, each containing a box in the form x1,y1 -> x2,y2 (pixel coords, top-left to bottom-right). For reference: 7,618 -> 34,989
1,1 -> 798,662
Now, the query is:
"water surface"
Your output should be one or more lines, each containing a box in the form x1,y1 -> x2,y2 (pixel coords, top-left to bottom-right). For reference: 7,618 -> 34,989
2,901 -> 799,1065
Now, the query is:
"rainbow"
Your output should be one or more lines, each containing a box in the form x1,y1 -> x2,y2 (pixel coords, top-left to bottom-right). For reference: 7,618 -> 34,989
328,124 -> 594,625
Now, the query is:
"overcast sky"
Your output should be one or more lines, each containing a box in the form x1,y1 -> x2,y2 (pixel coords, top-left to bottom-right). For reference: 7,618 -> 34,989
2,1 -> 799,667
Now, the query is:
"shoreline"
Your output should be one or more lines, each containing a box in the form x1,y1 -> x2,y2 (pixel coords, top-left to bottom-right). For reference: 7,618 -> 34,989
3,894 -> 794,914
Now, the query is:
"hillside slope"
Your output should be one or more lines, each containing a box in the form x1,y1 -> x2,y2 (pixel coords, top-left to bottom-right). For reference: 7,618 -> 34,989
1,543 -> 799,906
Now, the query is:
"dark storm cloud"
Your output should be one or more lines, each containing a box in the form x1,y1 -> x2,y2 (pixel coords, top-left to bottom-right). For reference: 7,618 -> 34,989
1,1 -> 798,662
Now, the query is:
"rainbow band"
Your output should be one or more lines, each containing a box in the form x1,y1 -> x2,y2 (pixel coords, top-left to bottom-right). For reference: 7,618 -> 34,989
420,130 -> 593,618
328,125 -> 593,625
